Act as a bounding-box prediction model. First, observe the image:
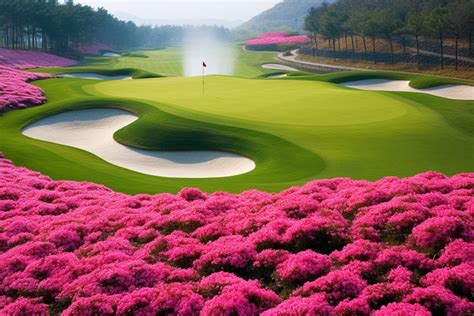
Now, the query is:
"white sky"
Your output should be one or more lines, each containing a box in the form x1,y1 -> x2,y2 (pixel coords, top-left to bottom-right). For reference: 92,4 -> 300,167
73,0 -> 281,27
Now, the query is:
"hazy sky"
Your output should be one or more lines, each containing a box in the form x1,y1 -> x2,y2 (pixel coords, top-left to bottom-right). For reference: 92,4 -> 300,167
73,0 -> 281,27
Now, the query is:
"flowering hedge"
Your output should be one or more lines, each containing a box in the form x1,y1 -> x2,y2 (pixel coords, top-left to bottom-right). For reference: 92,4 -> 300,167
0,155 -> 473,315
0,48 -> 76,69
0,48 -> 74,111
0,66 -> 53,112
245,32 -> 310,46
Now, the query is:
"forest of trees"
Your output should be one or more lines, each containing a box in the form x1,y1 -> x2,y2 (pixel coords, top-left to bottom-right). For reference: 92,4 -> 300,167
304,0 -> 473,70
0,0 -> 231,55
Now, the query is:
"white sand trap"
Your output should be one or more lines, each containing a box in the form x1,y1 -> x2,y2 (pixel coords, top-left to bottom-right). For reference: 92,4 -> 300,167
262,64 -> 299,72
102,52 -> 121,57
267,74 -> 288,79
58,73 -> 132,80
22,109 -> 256,178
341,79 -> 474,100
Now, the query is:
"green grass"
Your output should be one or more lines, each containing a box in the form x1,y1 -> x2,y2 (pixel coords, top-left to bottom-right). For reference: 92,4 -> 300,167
91,75 -> 474,182
0,78 -> 322,194
34,45 -> 280,78
1,47 -> 473,194
290,71 -> 474,89
34,67 -> 162,79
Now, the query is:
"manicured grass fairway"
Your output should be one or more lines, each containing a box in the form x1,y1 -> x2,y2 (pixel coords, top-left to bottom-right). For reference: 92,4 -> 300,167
1,47 -> 473,194
35,46 -> 280,78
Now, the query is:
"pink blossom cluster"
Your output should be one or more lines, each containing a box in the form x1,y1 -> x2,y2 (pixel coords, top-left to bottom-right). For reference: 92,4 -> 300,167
0,48 -> 73,111
246,32 -> 310,46
77,43 -> 112,56
0,48 -> 76,69
0,155 -> 473,315
0,66 -> 53,112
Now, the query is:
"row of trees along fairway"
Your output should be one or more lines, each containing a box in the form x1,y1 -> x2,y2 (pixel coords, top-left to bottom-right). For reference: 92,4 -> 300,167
304,0 -> 473,70
0,0 -> 231,55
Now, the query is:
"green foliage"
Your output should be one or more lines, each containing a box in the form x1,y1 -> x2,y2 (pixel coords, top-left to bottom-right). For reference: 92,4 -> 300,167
320,8 -> 346,39
303,0 -> 473,69
0,1 -> 232,53
426,7 -> 449,35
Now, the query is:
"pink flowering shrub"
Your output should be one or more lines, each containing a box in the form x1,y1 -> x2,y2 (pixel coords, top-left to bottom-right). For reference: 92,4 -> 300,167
246,33 -> 310,46
334,297 -> 372,315
404,286 -> 473,315
0,156 -> 473,315
261,294 -> 333,316
201,281 -> 280,315
0,298 -> 49,316
372,302 -> 431,316
361,281 -> 414,310
62,294 -> 118,316
275,250 -> 331,284
331,239 -> 381,264
295,270 -> 368,305
411,215 -> 472,250
115,285 -> 204,315
437,239 -> 474,266
0,66 -> 53,112
0,48 -> 76,69
421,264 -> 474,300
0,48 -> 76,111
193,235 -> 257,274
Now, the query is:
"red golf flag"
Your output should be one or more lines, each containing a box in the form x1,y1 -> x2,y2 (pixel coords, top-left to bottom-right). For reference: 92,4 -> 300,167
202,61 -> 207,67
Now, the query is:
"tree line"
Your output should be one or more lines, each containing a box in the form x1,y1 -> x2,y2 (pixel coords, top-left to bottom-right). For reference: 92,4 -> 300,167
0,0 -> 231,55
304,0 -> 473,70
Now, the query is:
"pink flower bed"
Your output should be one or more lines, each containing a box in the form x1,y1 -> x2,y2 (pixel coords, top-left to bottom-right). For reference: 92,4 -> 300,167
246,32 -> 310,46
0,48 -> 76,69
77,43 -> 112,56
0,66 -> 53,112
0,155 -> 473,315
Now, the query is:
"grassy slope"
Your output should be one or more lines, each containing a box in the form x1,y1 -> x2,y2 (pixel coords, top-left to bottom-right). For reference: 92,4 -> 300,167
1,47 -> 473,194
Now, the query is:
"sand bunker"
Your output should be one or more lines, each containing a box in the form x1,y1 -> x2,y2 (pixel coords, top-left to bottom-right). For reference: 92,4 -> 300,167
22,109 -> 256,178
58,73 -> 132,80
267,74 -> 288,79
262,64 -> 299,72
102,52 -> 121,57
341,79 -> 474,100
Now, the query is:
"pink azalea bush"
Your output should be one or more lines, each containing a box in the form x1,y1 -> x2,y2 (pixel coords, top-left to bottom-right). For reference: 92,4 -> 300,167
0,48 -> 76,69
0,48 -> 75,111
246,32 -> 310,46
0,155 -> 473,315
0,66 -> 53,112
275,250 -> 331,284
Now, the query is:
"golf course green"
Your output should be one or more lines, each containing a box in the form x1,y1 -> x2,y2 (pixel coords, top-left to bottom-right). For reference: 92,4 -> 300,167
1,47 -> 473,194
36,46 -> 280,78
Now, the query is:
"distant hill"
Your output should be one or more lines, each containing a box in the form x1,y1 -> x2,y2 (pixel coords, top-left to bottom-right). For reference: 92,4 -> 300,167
239,0 -> 333,33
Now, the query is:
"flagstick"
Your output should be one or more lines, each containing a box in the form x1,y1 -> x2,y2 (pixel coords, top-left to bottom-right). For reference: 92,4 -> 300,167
202,65 -> 205,96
